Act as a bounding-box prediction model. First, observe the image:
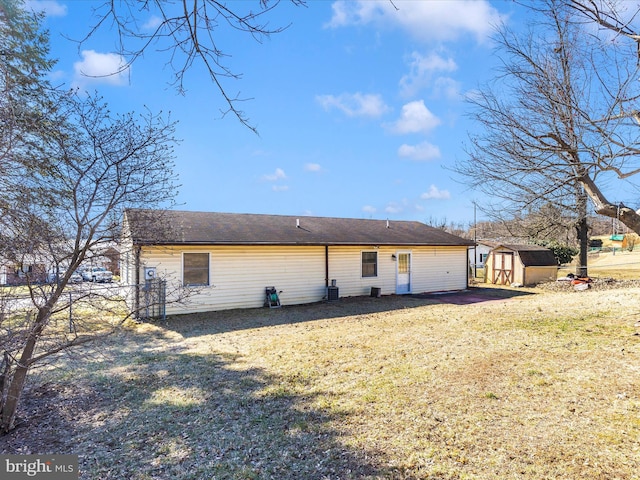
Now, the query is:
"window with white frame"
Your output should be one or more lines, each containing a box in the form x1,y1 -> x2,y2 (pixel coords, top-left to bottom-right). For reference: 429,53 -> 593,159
183,252 -> 209,286
362,251 -> 378,277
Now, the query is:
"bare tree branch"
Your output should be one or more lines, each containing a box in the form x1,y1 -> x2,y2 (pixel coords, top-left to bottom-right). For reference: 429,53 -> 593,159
75,0 -> 306,133
457,0 -> 640,239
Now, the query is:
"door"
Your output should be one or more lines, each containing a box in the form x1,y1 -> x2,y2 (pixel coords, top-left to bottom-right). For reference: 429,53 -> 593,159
396,252 -> 411,294
492,252 -> 514,285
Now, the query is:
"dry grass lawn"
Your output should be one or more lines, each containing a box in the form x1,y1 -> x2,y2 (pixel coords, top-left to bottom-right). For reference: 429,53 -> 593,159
2,280 -> 640,479
568,249 -> 640,280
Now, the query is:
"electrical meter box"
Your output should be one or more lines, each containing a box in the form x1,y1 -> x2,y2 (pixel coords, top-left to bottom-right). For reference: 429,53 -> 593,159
144,267 -> 157,282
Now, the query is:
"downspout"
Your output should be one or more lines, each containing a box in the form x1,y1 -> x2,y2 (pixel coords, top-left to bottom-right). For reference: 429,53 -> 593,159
325,245 -> 329,288
134,246 -> 141,319
466,249 -> 470,289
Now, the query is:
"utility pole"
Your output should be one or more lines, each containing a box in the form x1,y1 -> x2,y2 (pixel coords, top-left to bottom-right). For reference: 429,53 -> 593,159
473,201 -> 477,279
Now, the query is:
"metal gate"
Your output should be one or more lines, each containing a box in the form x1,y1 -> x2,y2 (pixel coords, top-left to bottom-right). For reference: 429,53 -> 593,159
140,278 -> 166,320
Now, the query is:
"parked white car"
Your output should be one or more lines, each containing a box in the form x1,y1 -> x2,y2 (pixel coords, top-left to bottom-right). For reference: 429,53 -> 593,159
47,269 -> 83,284
82,267 -> 113,283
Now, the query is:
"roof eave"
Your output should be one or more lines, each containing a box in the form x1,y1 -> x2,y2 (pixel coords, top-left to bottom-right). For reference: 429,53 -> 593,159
133,240 -> 474,247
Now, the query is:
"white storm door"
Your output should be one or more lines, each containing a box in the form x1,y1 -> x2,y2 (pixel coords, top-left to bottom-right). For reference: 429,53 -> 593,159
396,252 -> 411,294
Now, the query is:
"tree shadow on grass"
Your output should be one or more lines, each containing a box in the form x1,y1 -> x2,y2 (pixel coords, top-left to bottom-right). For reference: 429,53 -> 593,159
158,286 -> 536,339
1,327 -> 422,479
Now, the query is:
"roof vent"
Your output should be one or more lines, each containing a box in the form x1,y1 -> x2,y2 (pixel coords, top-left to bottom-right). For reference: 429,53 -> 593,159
386,219 -> 390,229
296,218 -> 300,228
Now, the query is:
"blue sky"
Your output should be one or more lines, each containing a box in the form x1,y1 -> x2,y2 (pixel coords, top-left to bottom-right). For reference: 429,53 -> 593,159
29,0 -> 521,225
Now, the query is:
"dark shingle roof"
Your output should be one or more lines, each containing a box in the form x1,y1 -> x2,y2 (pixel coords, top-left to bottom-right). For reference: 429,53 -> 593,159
125,209 -> 475,247
495,244 -> 557,266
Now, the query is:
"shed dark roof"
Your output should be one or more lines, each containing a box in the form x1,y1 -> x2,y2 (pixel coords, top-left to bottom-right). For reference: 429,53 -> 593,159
494,244 -> 557,267
125,209 -> 475,247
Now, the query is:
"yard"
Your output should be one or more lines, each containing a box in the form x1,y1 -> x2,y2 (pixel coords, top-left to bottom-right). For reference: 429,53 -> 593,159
2,279 -> 640,479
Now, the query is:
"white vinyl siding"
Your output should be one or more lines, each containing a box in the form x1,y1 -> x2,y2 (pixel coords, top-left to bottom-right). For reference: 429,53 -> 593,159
412,246 -> 469,293
328,246 -> 468,298
137,244 -> 469,314
139,245 -> 326,314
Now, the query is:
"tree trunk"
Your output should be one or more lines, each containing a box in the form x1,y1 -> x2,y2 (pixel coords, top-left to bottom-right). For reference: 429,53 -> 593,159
576,216 -> 589,277
575,188 -> 589,277
1,309 -> 48,433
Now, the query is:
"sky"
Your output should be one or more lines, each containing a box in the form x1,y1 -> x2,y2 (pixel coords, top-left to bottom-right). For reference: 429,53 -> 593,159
27,0 -> 524,226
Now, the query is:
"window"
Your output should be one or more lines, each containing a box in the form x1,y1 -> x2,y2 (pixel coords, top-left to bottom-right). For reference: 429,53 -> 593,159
183,253 -> 209,286
362,251 -> 377,277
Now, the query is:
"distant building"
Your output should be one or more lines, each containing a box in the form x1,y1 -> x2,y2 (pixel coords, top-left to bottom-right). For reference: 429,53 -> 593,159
0,256 -> 47,286
468,241 -> 498,269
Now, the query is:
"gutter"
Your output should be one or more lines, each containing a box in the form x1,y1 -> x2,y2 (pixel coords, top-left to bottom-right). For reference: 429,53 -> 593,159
134,241 -> 475,247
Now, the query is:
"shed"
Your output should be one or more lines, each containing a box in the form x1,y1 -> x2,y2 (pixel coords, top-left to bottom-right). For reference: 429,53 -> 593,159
610,234 -> 628,250
484,244 -> 557,286
120,209 -> 475,315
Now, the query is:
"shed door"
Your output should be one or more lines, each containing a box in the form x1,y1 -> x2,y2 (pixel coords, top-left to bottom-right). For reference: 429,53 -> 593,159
492,252 -> 514,285
396,252 -> 411,294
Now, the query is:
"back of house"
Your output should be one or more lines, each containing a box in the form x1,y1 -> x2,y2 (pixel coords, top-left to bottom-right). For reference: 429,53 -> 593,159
121,209 -> 475,315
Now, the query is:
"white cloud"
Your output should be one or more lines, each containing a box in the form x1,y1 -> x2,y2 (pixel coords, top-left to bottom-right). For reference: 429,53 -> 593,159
316,92 -> 389,118
262,168 -> 287,181
362,205 -> 377,214
398,141 -> 441,161
325,1 -> 378,28
432,76 -> 462,100
272,185 -> 289,192
305,163 -> 322,172
25,0 -> 67,16
386,100 -> 440,135
400,52 -> 460,98
420,185 -> 451,200
326,0 -> 504,44
73,50 -> 130,89
49,70 -> 66,82
143,15 -> 163,30
385,203 -> 404,214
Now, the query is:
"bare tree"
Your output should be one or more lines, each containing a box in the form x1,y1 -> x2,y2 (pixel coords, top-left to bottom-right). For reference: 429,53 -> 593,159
0,84 -> 180,432
79,0 -> 306,133
508,203 -> 577,244
456,0 -> 640,274
569,0 -> 640,48
0,2 -> 181,433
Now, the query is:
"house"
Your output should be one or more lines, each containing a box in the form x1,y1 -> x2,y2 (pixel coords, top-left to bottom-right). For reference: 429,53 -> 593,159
103,246 -> 121,277
468,240 -> 497,270
484,244 -> 557,286
120,209 -> 475,315
0,256 -> 47,286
